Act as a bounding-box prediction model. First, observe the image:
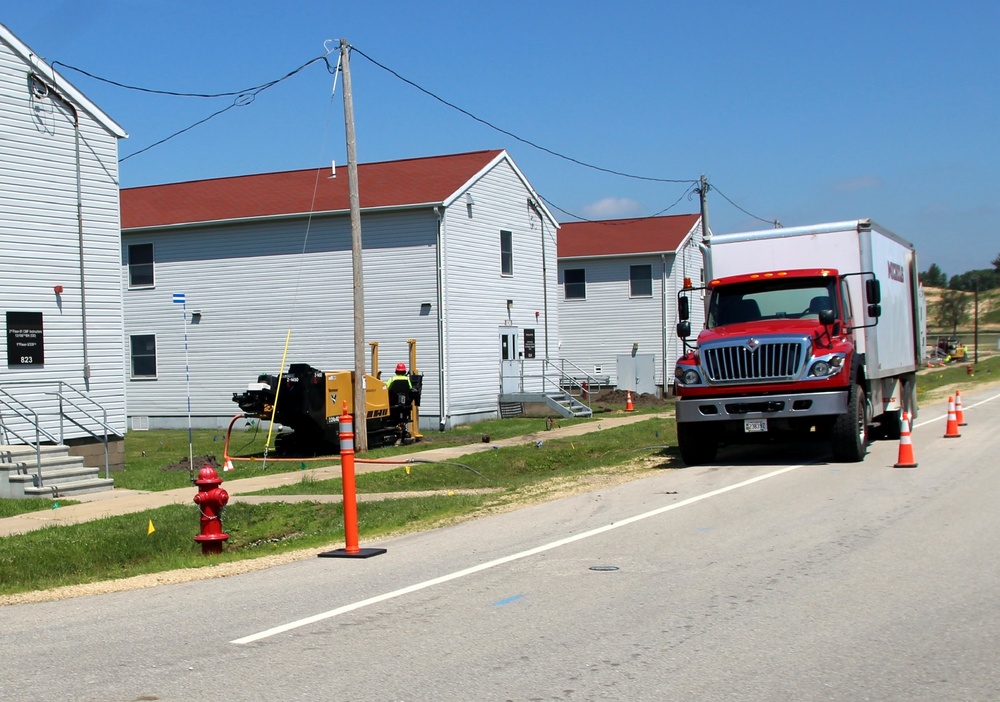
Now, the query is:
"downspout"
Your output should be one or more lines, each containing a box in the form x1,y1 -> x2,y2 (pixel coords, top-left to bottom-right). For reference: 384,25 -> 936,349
526,199 -> 549,360
661,253 -> 668,395
433,206 -> 447,431
32,74 -> 91,388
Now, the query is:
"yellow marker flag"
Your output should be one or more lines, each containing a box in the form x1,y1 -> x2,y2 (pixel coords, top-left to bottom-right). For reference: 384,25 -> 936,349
147,519 -> 156,535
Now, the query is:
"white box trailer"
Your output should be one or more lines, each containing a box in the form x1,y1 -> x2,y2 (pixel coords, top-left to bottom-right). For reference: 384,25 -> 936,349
674,219 -> 924,464
707,219 -> 924,380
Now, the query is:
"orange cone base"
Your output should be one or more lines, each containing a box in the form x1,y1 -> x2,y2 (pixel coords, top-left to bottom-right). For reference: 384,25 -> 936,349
943,433 -> 961,439
318,547 -> 387,559
893,460 -> 918,468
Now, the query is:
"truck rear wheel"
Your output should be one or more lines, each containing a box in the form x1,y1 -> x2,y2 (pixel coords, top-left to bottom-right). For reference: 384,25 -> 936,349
677,423 -> 719,466
831,384 -> 868,462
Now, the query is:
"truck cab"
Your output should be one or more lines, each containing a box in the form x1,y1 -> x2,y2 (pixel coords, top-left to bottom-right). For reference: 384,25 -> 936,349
674,268 -> 885,465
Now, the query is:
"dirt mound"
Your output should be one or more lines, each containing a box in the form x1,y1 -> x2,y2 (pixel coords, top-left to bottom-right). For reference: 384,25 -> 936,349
162,455 -> 221,472
592,389 -> 667,408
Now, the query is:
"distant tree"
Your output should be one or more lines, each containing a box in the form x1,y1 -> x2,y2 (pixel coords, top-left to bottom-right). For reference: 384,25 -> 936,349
934,289 -> 970,334
948,269 -> 1000,292
919,263 -> 947,287
993,253 -> 1000,272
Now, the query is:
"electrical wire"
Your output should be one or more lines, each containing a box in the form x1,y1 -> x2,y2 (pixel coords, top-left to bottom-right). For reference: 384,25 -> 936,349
349,45 -> 695,186
711,183 -> 779,227
541,182 -> 699,225
53,55 -> 335,163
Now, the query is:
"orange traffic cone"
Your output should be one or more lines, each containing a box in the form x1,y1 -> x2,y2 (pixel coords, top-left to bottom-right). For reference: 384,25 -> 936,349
626,390 -> 634,412
955,390 -> 967,426
893,412 -> 918,468
944,396 -> 961,438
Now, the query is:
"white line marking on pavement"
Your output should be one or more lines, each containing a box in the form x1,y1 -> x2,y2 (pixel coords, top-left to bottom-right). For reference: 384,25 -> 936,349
913,391 -> 1000,429
231,462 -> 809,644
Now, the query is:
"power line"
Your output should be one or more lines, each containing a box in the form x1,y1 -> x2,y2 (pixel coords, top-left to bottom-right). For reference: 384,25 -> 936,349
542,182 -> 699,224
711,183 -> 779,227
349,45 -> 695,186
52,55 -> 336,163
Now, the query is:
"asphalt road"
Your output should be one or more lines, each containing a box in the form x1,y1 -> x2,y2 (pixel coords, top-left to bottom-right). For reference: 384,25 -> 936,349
3,390 -> 1000,701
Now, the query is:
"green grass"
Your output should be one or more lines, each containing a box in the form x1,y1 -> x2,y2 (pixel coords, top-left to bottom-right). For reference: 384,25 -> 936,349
0,497 -> 487,596
0,498 -> 79,519
916,354 -> 1000,401
0,416 -> 676,597
113,406 -> 663,492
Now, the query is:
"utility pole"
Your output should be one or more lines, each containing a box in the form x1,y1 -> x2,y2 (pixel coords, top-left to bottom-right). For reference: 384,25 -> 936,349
698,175 -> 712,283
340,38 -> 367,451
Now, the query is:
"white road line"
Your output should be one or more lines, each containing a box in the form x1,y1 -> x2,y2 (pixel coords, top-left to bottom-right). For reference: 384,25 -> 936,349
913,390 -> 1000,429
231,462 -> 808,644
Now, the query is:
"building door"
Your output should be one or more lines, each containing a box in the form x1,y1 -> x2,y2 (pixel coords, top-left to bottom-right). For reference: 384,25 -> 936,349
499,326 -> 520,393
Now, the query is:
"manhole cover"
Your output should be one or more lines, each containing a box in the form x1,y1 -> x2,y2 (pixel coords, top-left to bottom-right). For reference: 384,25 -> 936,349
589,565 -> 620,572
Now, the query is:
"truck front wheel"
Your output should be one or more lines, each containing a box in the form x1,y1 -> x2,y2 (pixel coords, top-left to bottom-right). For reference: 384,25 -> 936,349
831,384 -> 869,462
677,423 -> 719,466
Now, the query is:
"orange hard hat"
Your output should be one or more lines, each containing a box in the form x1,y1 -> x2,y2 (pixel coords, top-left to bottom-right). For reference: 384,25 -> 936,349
396,362 -> 406,373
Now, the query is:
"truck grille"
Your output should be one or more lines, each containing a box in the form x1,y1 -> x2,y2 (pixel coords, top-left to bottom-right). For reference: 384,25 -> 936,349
703,340 -> 806,383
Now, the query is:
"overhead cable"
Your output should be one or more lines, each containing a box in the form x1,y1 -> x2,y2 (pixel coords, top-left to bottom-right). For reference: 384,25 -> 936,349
52,55 -> 335,163
711,184 -> 778,227
349,45 -> 695,186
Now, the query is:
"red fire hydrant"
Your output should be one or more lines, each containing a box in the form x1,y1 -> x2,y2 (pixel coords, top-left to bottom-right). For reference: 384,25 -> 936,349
193,464 -> 229,555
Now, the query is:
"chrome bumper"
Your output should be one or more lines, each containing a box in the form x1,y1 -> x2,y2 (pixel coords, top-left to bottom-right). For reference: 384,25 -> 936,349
675,390 -> 849,423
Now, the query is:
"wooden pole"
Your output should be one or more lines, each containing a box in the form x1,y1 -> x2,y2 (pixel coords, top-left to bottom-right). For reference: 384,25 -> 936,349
340,38 -> 367,451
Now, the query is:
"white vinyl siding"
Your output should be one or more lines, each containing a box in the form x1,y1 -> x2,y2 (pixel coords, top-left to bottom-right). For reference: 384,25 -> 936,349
439,159 -> 558,422
557,219 -> 704,391
123,209 -> 441,427
0,31 -> 127,440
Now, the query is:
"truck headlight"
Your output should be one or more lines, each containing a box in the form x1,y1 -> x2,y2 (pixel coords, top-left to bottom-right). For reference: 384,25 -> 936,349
807,355 -> 845,378
679,368 -> 701,385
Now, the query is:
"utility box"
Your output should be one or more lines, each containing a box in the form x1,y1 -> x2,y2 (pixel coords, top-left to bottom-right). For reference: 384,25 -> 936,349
617,353 -> 656,395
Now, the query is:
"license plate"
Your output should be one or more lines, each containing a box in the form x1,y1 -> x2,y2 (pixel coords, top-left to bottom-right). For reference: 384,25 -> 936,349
744,418 -> 768,433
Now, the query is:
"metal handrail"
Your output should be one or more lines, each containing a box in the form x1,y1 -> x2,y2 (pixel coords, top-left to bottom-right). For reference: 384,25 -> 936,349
500,358 -> 593,413
555,358 -> 613,396
0,381 -> 121,482
0,389 -> 57,488
49,382 -> 120,479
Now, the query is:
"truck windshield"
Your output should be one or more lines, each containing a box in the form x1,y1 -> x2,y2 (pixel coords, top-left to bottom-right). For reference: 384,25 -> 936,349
707,278 -> 838,328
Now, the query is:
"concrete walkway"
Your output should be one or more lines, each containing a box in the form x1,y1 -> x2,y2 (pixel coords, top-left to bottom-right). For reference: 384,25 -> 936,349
0,412 -> 668,537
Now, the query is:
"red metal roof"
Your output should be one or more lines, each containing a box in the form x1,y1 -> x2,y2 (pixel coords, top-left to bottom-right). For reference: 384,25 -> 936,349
121,150 -> 504,229
557,213 -> 700,258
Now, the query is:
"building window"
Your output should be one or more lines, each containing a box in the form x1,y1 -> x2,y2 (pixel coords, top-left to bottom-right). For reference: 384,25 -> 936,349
564,268 -> 586,299
500,230 -> 513,276
630,264 -> 652,297
128,243 -> 154,288
130,334 -> 157,378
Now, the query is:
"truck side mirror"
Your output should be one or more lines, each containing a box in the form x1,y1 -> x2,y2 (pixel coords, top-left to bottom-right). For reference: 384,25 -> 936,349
868,303 -> 882,318
676,321 -> 691,339
866,279 -> 881,305
819,309 -> 835,326
678,295 -> 690,321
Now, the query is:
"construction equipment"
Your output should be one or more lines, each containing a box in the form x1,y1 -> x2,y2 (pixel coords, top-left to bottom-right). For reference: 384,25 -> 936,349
232,363 -> 422,456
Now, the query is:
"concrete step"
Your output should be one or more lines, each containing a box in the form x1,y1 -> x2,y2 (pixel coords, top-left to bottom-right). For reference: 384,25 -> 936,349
23,477 -> 116,498
1,444 -> 114,499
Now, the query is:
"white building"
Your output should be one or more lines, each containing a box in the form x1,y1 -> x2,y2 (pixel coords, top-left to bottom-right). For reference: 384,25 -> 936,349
120,150 -> 560,431
557,214 -> 706,396
0,22 -> 128,489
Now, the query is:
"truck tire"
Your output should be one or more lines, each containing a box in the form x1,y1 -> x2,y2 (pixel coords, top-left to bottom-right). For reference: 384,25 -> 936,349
831,384 -> 868,462
677,423 -> 719,466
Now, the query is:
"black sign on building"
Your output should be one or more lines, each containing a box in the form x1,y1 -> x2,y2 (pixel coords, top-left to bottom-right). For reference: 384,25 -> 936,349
524,328 -> 536,359
6,311 -> 44,366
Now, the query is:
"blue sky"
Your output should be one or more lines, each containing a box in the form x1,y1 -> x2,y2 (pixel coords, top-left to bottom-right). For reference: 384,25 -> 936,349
5,1 -> 998,277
